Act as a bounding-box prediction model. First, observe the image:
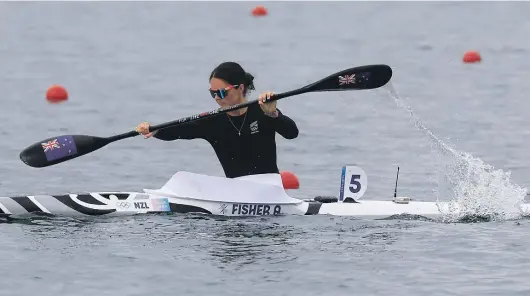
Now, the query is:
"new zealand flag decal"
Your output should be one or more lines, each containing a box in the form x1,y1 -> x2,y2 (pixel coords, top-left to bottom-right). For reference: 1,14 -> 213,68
338,74 -> 356,85
41,135 -> 78,161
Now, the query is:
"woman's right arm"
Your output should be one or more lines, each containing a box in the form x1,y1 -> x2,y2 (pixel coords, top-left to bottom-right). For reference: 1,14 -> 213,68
136,120 -> 207,141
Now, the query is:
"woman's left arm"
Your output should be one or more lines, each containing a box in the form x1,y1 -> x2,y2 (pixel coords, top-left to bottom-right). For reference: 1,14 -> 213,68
264,109 -> 299,139
259,91 -> 299,139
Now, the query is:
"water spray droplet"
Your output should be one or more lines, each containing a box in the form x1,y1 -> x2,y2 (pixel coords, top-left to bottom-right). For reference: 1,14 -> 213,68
385,83 -> 528,222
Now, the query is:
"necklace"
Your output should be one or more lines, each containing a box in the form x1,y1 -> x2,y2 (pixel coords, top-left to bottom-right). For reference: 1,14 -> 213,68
227,111 -> 247,136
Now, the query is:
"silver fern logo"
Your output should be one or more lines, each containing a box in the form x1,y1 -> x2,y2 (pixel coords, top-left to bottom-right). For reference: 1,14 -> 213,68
250,121 -> 259,134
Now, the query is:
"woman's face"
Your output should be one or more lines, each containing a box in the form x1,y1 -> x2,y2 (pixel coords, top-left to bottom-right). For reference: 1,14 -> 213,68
209,77 -> 244,108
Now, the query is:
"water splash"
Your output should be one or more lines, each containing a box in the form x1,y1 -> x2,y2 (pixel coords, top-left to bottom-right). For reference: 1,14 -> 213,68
383,83 -> 528,222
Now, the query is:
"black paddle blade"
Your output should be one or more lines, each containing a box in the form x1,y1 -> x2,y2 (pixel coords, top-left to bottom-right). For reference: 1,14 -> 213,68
307,64 -> 392,92
19,135 -> 111,168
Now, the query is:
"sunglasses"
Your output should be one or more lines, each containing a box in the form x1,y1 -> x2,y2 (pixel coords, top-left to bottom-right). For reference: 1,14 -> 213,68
209,84 -> 240,99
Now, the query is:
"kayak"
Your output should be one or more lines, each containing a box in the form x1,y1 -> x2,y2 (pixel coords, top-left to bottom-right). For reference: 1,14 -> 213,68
0,191 -> 447,218
1,167 -> 528,219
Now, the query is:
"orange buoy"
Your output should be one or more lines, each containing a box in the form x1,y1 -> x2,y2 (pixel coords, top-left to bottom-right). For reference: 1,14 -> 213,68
46,84 -> 69,103
252,5 -> 268,16
280,171 -> 300,190
463,50 -> 481,63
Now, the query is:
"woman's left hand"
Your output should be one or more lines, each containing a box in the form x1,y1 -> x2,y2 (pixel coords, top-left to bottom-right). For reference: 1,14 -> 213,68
258,91 -> 277,113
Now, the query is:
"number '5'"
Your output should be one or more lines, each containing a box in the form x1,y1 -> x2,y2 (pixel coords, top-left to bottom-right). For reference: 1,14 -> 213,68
349,175 -> 361,193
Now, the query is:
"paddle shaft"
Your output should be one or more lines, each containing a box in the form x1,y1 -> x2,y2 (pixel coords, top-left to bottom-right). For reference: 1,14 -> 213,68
107,64 -> 393,143
106,88 -> 303,143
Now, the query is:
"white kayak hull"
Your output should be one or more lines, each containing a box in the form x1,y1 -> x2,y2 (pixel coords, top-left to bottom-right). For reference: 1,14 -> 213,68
2,170 -> 528,219
2,192 -> 527,219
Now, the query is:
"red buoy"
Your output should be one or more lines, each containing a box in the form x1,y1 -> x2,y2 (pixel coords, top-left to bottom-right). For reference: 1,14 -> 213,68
46,84 -> 69,103
280,171 -> 300,190
252,5 -> 268,16
463,50 -> 481,63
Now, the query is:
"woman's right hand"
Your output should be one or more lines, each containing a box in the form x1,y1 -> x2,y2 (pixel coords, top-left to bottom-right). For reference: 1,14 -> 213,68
135,122 -> 156,138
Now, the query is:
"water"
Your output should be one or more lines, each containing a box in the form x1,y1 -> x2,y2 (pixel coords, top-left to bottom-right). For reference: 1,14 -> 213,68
1,1 -> 530,295
386,84 -> 528,222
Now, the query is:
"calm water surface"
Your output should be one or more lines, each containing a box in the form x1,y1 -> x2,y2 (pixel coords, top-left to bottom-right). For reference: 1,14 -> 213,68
1,2 -> 530,296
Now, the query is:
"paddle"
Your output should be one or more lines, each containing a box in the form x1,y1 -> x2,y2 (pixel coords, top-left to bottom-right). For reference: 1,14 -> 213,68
20,64 -> 392,168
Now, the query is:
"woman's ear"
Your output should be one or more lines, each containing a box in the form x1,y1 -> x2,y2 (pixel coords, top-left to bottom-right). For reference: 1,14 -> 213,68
239,84 -> 245,94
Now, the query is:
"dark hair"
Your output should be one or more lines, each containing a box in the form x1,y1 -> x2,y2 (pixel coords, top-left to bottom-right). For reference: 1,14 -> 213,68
209,62 -> 255,96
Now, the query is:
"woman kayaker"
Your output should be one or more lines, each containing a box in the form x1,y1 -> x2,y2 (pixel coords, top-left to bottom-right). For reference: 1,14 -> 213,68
135,61 -> 299,178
